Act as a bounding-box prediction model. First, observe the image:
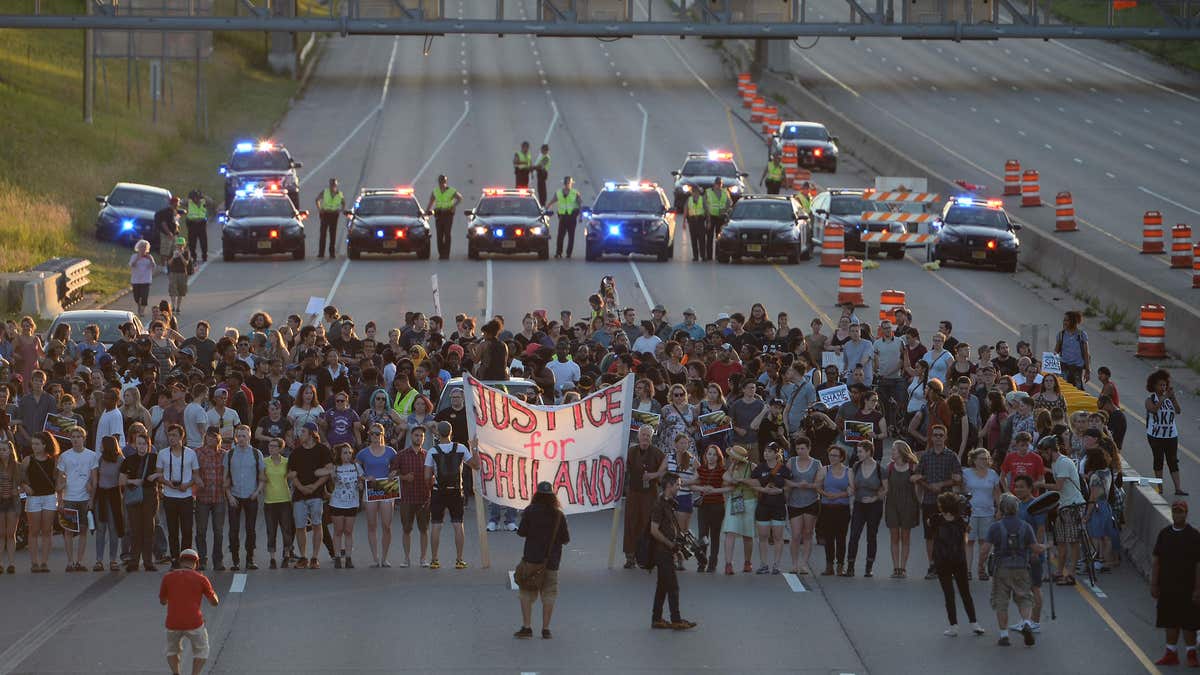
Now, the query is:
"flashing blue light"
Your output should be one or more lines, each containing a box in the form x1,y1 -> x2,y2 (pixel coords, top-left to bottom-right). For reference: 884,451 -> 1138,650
376,230 -> 385,238
955,196 -> 975,207
234,142 -> 254,153
607,224 -> 622,236
120,220 -> 135,232
604,181 -> 617,191
788,126 -> 798,133
494,228 -> 504,238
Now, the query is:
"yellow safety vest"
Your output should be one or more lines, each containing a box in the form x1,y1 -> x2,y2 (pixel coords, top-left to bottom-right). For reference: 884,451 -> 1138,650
686,194 -> 705,217
766,161 -> 784,182
186,200 -> 207,220
392,388 -> 417,416
796,192 -> 812,211
320,188 -> 344,212
515,151 -> 532,170
556,188 -> 579,215
705,188 -> 729,216
433,186 -> 458,210
536,153 -> 551,172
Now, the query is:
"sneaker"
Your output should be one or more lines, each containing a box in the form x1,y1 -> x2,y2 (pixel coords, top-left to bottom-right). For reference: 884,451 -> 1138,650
772,567 -> 781,575
651,620 -> 674,629
624,558 -> 636,569
541,629 -> 552,639
429,559 -> 441,569
230,563 -> 240,571
455,559 -> 468,569
513,627 -> 533,639
1029,622 -> 1041,633
925,566 -> 938,580
420,559 -> 429,568
506,522 -> 518,532
1021,624 -> 1036,646
486,522 -> 497,532
246,560 -> 259,571
1156,650 -> 1180,666
944,627 -> 959,637
1187,650 -> 1199,667
671,619 -> 698,631
972,624 -> 986,636
998,636 -> 1012,647
756,564 -> 770,575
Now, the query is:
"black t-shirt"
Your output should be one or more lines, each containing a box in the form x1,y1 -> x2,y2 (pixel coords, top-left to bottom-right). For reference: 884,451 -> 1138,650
289,443 -> 332,500
120,452 -> 156,482
153,206 -> 178,239
518,502 -> 571,571
992,355 -> 1019,378
751,462 -> 792,508
257,416 -> 292,443
1154,525 -> 1200,594
435,407 -> 468,448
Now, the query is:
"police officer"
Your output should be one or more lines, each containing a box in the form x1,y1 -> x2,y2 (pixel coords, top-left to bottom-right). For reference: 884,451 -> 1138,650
513,141 -> 533,190
544,176 -> 581,259
761,152 -> 785,195
683,184 -> 707,262
155,196 -> 183,274
425,175 -> 463,260
534,144 -> 551,205
184,189 -> 210,262
704,177 -> 732,262
315,178 -> 344,258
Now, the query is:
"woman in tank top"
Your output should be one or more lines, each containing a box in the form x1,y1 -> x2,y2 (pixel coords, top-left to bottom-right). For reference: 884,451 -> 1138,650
19,432 -> 60,573
845,441 -> 887,578
817,446 -> 852,576
1145,369 -> 1186,496
784,437 -> 823,575
884,440 -> 921,579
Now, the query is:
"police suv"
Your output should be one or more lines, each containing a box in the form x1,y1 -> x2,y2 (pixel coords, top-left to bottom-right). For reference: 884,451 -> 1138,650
219,141 -> 302,209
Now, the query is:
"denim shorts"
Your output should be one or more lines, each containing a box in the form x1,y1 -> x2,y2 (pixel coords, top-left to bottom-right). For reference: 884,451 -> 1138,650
292,498 -> 324,528
25,494 -> 57,513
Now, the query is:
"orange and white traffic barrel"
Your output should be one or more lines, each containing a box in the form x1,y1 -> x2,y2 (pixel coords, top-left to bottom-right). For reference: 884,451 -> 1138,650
1004,160 -> 1021,196
737,72 -> 752,93
1054,192 -> 1076,232
820,223 -> 844,267
1171,224 -> 1192,268
750,98 -> 766,123
1142,211 -> 1164,254
1192,243 -> 1200,288
1020,170 -> 1040,207
879,290 -> 906,322
741,83 -> 757,108
1136,304 -> 1166,359
837,258 -> 865,306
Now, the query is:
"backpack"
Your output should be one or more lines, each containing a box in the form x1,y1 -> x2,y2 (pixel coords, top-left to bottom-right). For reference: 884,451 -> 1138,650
986,519 -> 1029,575
432,443 -> 465,492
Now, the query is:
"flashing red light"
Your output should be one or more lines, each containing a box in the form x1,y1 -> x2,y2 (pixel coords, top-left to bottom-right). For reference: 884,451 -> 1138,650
986,240 -> 996,250
395,187 -> 414,195
395,229 -> 406,239
707,151 -> 733,161
269,229 -> 279,238
813,148 -> 824,157
515,189 -> 530,196
482,187 -> 503,196
985,199 -> 1003,209
515,228 -> 524,236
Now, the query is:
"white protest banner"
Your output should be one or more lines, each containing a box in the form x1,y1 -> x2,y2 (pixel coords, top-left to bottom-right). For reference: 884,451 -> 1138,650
304,296 -> 325,316
464,374 -> 634,515
1041,351 -> 1062,375
819,383 -> 851,409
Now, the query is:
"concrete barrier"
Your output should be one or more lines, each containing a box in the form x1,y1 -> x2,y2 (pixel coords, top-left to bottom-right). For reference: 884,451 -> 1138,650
0,271 -> 65,319
1119,460 -> 1172,579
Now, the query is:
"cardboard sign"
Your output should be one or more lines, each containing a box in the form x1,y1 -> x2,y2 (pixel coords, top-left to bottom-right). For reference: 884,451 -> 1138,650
630,410 -> 661,432
304,296 -> 325,316
365,477 -> 401,502
1041,352 -> 1062,375
698,410 -> 732,437
819,384 -> 851,409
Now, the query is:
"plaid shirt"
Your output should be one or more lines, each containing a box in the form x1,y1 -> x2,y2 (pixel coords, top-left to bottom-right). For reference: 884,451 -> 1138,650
916,446 -> 961,505
194,444 -> 227,504
392,447 -> 430,505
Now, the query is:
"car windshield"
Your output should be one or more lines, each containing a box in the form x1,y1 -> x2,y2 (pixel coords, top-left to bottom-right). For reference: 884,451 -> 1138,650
780,125 -> 828,141
229,198 -> 295,218
229,150 -> 291,172
107,188 -> 170,211
680,160 -> 739,178
945,206 -> 1010,229
476,197 -> 541,217
52,316 -> 133,345
830,196 -> 885,216
436,382 -> 542,412
356,197 -> 422,217
731,200 -> 795,221
591,190 -> 665,214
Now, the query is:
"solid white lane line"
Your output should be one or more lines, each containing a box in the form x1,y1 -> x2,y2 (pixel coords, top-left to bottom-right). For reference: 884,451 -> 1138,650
635,103 -> 648,181
1139,186 -> 1200,217
543,99 -> 558,146
628,259 -> 654,311
793,47 -> 861,98
410,100 -> 471,185
1052,40 -> 1200,103
324,259 -> 351,306
229,573 -> 247,593
783,573 -> 808,592
485,258 -> 494,318
378,37 -> 399,105
508,570 -> 518,591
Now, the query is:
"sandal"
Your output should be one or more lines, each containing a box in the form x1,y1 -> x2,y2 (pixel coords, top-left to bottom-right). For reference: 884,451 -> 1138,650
110,561 -> 120,572
92,562 -> 105,572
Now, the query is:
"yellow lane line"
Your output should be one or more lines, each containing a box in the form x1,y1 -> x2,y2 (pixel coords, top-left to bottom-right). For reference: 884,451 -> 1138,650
1075,585 -> 1162,675
772,265 -> 832,325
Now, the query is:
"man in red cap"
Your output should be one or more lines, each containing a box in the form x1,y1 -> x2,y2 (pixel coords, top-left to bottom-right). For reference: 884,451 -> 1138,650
159,548 -> 219,675
1153,499 -> 1200,666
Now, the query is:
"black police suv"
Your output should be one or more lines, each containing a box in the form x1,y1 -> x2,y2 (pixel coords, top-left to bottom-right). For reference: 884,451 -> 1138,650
94,182 -> 173,245
464,188 -> 551,260
218,141 -> 302,209
931,198 -> 1020,273
219,191 -> 308,261
583,182 -> 677,262
716,195 -> 813,264
769,121 -> 839,173
810,189 -> 906,259
670,151 -> 748,213
344,188 -> 431,260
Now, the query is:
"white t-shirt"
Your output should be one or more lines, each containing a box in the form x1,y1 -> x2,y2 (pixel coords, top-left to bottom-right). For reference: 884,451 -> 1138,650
183,402 -> 209,448
95,408 -> 126,446
632,335 -> 662,356
962,468 -> 1000,518
329,464 -> 364,509
1053,454 -> 1086,506
157,447 -> 200,499
57,449 -> 98,501
423,442 -> 473,488
546,358 -> 581,396
206,406 -> 241,441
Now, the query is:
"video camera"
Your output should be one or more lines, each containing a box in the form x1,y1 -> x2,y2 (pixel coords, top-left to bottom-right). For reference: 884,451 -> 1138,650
676,530 -> 709,572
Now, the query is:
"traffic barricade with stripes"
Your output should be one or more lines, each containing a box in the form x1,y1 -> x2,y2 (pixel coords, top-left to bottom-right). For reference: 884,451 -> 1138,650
1004,160 -> 1021,196
1021,170 -> 1041,207
1055,192 -> 1076,232
820,223 -> 844,267
879,289 -> 906,323
1171,224 -> 1192,269
1142,211 -> 1164,254
837,258 -> 865,306
1136,304 -> 1166,358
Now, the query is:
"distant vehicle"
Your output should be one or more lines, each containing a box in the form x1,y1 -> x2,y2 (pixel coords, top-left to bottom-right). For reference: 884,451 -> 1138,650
583,181 -> 677,262
344,188 -> 431,260
48,309 -> 143,349
464,188 -> 551,260
810,188 -> 906,259
94,183 -> 173,245
769,121 -> 839,173
218,140 -> 301,209
716,195 -> 812,264
435,377 -> 540,413
219,189 -> 308,261
670,151 -> 748,212
931,197 -> 1020,273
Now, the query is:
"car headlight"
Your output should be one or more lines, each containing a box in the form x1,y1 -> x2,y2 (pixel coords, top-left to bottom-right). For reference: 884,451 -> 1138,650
720,228 -> 736,239
729,186 -> 740,194
529,226 -> 544,236
1002,237 -> 1019,249
778,227 -> 800,240
473,225 -> 487,236
680,185 -> 691,194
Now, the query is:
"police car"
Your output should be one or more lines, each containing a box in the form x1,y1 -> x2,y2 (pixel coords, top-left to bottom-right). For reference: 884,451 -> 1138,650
716,195 -> 812,264
464,188 -> 551,260
218,141 -> 302,209
219,188 -> 308,261
344,188 -> 431,260
810,188 -> 906,259
670,151 -> 748,212
583,182 -> 676,262
769,121 -> 839,173
94,182 -> 173,244
930,197 -> 1021,273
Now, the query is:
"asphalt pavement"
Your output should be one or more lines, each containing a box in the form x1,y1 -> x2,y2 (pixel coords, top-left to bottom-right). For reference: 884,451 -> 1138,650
45,0 -> 1200,670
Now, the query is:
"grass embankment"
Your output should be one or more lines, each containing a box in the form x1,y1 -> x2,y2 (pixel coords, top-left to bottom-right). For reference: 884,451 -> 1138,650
0,0 -> 325,316
1050,0 -> 1200,72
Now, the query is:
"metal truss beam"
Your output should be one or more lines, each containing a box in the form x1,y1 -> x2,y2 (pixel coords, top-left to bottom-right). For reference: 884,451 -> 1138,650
1,14 -> 1198,40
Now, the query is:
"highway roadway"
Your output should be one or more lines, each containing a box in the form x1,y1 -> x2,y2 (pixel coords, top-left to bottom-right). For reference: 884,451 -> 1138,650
25,0 -> 1200,671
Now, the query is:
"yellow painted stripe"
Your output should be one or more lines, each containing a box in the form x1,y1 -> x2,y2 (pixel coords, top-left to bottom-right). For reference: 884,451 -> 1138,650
725,106 -> 744,169
1075,585 -> 1162,675
773,265 -> 832,325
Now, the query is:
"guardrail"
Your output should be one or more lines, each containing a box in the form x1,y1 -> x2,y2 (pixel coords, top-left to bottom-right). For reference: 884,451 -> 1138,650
32,257 -> 90,308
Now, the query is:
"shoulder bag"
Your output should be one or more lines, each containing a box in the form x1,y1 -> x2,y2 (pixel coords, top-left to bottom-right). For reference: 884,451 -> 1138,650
514,511 -> 561,591
124,454 -> 152,506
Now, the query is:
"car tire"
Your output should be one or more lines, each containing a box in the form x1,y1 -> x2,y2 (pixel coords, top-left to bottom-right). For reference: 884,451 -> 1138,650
292,247 -> 305,261
656,245 -> 669,262
787,247 -> 800,264
347,247 -> 361,260
418,244 -> 431,260
538,243 -> 550,261
467,244 -> 480,260
716,251 -> 730,264
223,248 -> 234,262
827,159 -> 838,174
887,247 -> 905,260
1002,260 -> 1018,273
585,243 -> 599,261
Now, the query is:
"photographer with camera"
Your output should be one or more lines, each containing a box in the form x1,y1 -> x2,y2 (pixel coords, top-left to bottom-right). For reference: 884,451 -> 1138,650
980,493 -> 1042,647
649,473 -> 697,631
931,492 -> 986,637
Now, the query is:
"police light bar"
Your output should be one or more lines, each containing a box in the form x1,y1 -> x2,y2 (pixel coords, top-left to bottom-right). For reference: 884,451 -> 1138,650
603,181 -> 618,191
707,151 -> 733,161
234,142 -> 254,153
955,197 -> 975,206
258,141 -> 274,151
395,187 -> 414,195
985,199 -> 1003,209
482,188 -> 505,196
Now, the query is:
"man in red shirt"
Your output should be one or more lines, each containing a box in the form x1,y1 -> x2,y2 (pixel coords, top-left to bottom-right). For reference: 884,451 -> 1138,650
1000,432 -> 1044,493
159,548 -> 219,675
706,344 -> 744,395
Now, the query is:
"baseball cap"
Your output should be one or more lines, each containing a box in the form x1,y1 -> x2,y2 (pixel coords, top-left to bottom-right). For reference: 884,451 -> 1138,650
178,346 -> 196,358
720,343 -> 733,351
683,307 -> 696,316
536,481 -> 553,495
302,422 -> 319,432
1172,500 -> 1189,512
446,344 -> 464,358
652,304 -> 666,313
716,313 -> 731,321
179,548 -> 199,561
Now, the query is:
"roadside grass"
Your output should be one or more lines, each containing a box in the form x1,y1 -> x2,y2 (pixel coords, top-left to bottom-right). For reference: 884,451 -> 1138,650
0,0 -> 325,317
1050,0 -> 1200,72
